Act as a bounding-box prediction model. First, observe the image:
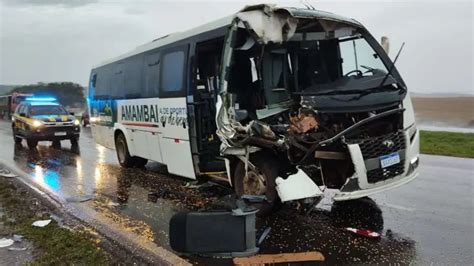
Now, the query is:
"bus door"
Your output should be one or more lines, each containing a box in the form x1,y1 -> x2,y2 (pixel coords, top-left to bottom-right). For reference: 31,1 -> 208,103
156,46 -> 196,179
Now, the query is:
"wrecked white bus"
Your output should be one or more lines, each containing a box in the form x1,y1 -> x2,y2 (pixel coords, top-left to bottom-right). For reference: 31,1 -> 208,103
88,4 -> 419,213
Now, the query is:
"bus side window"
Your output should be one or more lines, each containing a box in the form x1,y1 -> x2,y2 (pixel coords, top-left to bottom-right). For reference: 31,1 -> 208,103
144,52 -> 160,98
160,49 -> 186,97
112,62 -> 125,98
89,73 -> 97,98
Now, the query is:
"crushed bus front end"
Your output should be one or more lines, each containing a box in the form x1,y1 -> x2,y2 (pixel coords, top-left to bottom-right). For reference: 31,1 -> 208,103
216,5 -> 420,207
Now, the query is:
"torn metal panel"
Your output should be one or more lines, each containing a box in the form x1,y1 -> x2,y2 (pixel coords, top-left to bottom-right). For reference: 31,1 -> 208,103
275,168 -> 323,202
236,9 -> 298,44
214,4 -> 419,208
289,109 -> 319,134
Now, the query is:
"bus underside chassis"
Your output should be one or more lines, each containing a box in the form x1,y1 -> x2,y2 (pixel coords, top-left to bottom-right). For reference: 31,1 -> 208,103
214,5 -> 406,213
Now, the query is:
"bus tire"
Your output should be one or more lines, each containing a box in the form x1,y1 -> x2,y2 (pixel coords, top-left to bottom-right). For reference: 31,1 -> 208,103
26,139 -> 38,149
233,153 -> 280,216
134,157 -> 148,168
115,133 -> 135,168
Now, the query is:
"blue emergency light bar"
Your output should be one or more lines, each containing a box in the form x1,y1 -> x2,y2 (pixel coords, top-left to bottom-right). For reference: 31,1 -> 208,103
25,97 -> 57,102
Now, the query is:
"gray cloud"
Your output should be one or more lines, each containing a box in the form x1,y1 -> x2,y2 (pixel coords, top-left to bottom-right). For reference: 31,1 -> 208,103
1,0 -> 98,8
0,0 -> 472,95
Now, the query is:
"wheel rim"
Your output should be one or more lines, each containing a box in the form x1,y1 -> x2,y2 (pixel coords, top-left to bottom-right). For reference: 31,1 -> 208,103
243,170 -> 266,195
117,138 -> 126,163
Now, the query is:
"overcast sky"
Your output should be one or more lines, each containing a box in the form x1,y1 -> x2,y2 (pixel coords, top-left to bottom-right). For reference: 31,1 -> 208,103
0,0 -> 472,94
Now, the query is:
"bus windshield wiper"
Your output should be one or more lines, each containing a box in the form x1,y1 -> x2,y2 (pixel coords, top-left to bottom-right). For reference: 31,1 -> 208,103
313,85 -> 400,97
312,42 -> 406,99
377,42 -> 406,93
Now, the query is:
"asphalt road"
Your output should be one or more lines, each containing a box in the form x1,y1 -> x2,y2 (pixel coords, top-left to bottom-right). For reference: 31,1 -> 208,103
0,120 -> 472,264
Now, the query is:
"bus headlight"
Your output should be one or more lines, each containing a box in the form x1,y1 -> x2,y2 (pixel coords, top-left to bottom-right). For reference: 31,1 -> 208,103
74,119 -> 80,126
32,120 -> 43,127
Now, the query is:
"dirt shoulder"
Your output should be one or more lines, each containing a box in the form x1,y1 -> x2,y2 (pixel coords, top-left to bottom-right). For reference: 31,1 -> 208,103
412,96 -> 474,128
0,170 -> 139,265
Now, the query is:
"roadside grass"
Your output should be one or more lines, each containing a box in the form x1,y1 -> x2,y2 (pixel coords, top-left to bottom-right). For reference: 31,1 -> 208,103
420,130 -> 474,158
0,178 -> 110,265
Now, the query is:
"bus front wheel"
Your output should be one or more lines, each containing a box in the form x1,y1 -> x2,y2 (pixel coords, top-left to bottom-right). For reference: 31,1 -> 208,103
233,154 -> 280,216
115,133 -> 135,168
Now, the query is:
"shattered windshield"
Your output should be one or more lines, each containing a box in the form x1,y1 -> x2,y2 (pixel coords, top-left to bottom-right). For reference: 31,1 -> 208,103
339,36 -> 389,77
262,35 -> 392,99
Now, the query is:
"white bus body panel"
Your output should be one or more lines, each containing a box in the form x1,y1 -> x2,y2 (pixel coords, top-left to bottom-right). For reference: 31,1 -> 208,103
116,97 -> 196,179
91,123 -> 115,150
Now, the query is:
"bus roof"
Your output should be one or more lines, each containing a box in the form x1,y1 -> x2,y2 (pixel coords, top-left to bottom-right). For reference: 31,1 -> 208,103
94,15 -> 233,68
93,5 -> 362,69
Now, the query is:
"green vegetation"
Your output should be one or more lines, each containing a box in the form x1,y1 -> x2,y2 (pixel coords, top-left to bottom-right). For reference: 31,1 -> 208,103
9,82 -> 85,108
0,178 -> 110,265
420,130 -> 474,158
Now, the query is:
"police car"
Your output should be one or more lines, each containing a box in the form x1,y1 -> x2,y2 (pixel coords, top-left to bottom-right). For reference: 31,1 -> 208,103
11,97 -> 81,149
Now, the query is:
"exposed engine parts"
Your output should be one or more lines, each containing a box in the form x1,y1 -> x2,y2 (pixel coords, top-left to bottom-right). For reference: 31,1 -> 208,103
289,108 -> 319,134
212,4 -> 417,208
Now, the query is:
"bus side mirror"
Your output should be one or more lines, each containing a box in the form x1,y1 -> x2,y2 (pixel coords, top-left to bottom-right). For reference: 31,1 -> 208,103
381,36 -> 390,55
19,113 -> 26,117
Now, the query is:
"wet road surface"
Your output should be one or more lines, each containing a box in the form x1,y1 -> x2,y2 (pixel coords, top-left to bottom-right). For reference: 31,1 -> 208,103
0,120 -> 472,264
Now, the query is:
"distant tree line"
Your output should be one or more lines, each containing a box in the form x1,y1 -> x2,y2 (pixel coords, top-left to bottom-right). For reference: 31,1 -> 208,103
11,82 -> 86,108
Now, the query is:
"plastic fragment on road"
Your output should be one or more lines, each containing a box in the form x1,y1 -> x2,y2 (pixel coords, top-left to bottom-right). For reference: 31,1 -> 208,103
107,201 -> 120,207
32,219 -> 52,227
275,168 -> 323,202
257,227 -> 271,245
0,238 -> 14,248
345,227 -> 381,238
0,168 -> 17,178
13,234 -> 23,242
233,251 -> 325,265
8,247 -> 27,251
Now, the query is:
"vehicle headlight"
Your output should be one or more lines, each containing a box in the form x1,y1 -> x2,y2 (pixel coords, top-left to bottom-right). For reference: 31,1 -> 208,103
74,119 -> 80,126
32,120 -> 43,127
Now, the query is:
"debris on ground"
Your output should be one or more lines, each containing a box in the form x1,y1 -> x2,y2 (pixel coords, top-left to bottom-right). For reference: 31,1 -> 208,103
0,175 -> 114,264
13,234 -> 23,242
0,168 -> 17,178
107,201 -> 120,207
233,251 -> 325,265
345,227 -> 381,238
184,180 -> 233,197
50,214 -> 64,227
169,202 -> 259,257
32,219 -> 52,227
257,227 -> 271,245
0,238 -> 14,248
8,247 -> 28,251
65,195 -> 93,203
